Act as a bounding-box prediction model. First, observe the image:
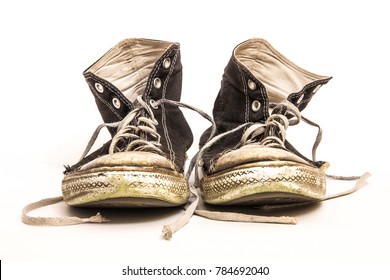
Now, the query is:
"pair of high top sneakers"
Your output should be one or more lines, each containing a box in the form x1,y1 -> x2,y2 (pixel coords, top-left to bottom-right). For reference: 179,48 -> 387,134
23,38 -> 369,239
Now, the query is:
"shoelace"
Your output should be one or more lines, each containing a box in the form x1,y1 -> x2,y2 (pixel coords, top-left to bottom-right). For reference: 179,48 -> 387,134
21,96 -> 217,232
191,101 -> 302,188
79,96 -> 164,161
163,102 -> 301,238
161,101 -> 370,239
22,98 -> 370,240
240,101 -> 300,148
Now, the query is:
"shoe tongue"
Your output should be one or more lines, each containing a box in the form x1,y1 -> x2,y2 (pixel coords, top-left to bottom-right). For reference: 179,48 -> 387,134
234,39 -> 331,109
85,39 -> 172,104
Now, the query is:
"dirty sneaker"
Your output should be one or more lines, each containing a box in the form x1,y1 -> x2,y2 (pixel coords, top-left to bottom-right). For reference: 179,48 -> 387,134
22,38 -> 204,229
196,38 -> 369,207
61,38 -> 193,208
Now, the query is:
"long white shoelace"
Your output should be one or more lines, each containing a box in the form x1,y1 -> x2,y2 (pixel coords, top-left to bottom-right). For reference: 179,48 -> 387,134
22,99 -> 370,240
21,96 -> 215,228
162,101 -> 370,239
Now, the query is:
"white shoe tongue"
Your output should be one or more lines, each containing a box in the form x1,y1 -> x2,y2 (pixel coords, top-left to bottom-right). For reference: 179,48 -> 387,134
234,38 -> 330,104
86,38 -> 173,104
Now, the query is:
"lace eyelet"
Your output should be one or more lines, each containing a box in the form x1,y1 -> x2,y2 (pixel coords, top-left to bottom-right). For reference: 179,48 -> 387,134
112,98 -> 121,109
251,100 -> 261,112
163,58 -> 171,69
150,99 -> 159,109
153,78 -> 162,89
297,94 -> 304,104
312,84 -> 322,94
95,82 -> 104,93
248,79 -> 256,90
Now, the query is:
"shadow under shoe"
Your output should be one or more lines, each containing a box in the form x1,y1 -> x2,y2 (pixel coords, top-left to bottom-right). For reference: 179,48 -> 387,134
198,38 -> 332,206
62,38 -> 193,208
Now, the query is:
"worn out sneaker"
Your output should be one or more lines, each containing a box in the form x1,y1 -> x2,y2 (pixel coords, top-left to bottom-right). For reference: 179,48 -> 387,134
22,38 -> 369,239
61,38 -> 194,208
197,38 -> 336,206
22,39 -> 199,229
22,38 -> 220,239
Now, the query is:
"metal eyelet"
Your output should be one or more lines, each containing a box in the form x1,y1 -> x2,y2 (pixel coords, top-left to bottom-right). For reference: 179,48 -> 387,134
112,98 -> 121,109
312,84 -> 322,94
150,99 -> 158,109
153,77 -> 162,89
248,79 -> 256,90
163,58 -> 171,69
95,82 -> 104,93
297,94 -> 304,104
251,100 -> 261,112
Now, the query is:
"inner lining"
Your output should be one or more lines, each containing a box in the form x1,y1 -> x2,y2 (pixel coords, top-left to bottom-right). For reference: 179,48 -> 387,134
234,39 -> 329,103
86,39 -> 172,103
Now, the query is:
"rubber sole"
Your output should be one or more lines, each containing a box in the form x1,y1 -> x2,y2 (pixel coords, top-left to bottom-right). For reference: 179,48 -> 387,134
200,161 -> 326,205
62,166 -> 189,207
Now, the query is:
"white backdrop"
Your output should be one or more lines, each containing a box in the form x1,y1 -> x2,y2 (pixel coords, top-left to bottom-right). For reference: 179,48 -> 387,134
1,0 -> 388,278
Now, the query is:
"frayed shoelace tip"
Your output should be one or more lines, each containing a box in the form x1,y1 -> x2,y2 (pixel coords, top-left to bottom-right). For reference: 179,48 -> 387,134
162,225 -> 173,240
89,212 -> 110,223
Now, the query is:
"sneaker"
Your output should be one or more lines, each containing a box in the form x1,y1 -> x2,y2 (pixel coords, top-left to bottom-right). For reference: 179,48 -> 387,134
60,38 -> 194,208
196,38 -> 367,207
22,38 -> 369,239
22,39 -> 205,231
